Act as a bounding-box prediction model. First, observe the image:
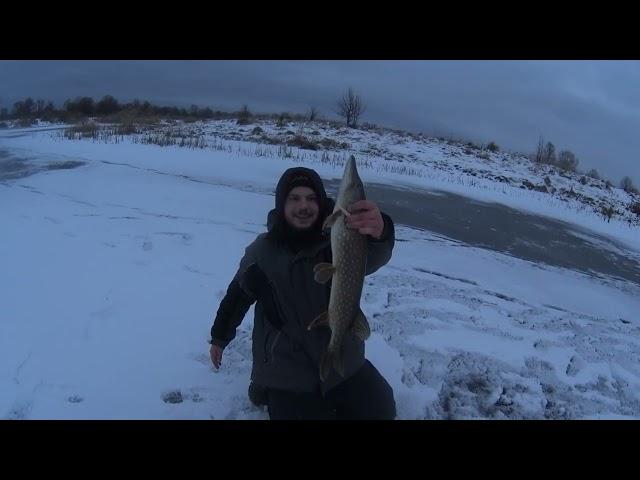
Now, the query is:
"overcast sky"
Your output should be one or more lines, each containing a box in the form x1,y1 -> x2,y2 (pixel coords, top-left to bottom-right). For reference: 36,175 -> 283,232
2,60 -> 639,184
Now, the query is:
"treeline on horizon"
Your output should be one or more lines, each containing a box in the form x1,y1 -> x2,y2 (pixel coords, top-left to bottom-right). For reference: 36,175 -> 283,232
1,94 -> 638,195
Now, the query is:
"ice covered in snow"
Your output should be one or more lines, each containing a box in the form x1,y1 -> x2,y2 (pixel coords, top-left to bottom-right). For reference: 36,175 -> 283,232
1,120 -> 639,419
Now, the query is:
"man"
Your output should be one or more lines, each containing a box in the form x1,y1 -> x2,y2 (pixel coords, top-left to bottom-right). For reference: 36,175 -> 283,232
209,166 -> 396,420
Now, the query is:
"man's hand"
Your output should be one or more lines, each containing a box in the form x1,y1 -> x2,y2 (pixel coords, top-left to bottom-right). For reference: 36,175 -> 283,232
346,200 -> 384,239
210,344 -> 224,370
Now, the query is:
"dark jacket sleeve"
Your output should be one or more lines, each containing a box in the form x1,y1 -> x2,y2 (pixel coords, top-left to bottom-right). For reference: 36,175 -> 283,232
210,242 -> 258,349
365,212 -> 395,275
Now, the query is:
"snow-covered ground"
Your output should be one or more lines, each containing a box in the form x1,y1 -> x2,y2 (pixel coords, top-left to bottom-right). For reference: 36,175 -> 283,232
40,118 -> 640,245
2,122 -> 639,419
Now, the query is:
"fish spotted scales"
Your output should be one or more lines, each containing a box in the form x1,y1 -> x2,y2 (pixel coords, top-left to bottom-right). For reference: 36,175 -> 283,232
308,155 -> 371,382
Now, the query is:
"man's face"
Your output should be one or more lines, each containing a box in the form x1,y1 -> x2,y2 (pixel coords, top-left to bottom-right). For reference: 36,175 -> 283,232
284,186 -> 320,231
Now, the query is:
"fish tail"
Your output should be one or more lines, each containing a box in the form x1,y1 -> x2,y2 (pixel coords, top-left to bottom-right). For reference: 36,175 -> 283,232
320,350 -> 333,382
319,346 -> 345,382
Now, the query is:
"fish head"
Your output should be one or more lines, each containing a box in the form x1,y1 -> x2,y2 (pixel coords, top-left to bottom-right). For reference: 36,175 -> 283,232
336,155 -> 365,208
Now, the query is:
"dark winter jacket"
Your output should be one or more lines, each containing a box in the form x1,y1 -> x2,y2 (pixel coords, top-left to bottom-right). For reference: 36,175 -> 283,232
210,170 -> 395,395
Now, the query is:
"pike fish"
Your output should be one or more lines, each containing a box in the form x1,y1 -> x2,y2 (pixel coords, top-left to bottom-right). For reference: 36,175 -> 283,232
308,155 -> 371,382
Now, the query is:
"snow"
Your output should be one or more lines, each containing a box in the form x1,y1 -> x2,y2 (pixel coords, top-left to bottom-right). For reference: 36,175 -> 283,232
1,121 -> 639,419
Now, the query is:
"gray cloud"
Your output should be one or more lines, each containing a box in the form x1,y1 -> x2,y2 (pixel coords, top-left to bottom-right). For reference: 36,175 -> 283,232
1,60 -> 639,184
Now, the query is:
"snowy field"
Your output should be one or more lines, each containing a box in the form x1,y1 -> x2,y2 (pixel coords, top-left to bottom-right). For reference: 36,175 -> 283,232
2,123 -> 639,419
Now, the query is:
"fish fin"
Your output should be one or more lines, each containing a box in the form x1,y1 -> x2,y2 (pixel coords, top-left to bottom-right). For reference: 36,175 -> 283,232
308,311 -> 329,330
322,209 -> 343,230
338,206 -> 352,217
320,351 -> 333,382
314,265 -> 336,284
351,310 -> 371,341
313,262 -> 333,273
320,346 -> 346,381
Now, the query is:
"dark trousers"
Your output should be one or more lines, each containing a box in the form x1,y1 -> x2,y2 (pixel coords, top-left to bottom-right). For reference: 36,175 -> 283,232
266,360 -> 396,420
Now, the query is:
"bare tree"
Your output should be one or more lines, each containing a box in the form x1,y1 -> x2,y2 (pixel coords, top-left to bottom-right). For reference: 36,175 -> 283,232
13,98 -> 35,117
621,176 -> 637,193
587,169 -> 600,180
534,135 -> 545,163
307,106 -> 319,122
96,95 -> 120,116
277,112 -> 289,128
557,150 -> 579,172
237,104 -> 252,125
487,141 -> 499,152
43,101 -> 55,120
602,205 -> 615,222
543,141 -> 556,165
36,99 -> 46,115
337,88 -> 365,128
